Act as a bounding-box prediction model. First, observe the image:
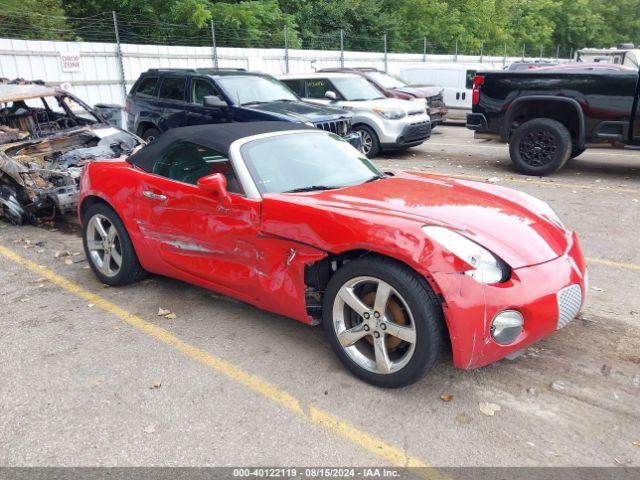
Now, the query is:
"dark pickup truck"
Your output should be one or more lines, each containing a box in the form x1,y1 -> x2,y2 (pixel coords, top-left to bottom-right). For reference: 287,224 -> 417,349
466,65 -> 640,175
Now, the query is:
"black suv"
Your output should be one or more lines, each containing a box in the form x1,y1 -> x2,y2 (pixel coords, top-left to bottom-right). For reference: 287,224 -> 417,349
126,68 -> 360,147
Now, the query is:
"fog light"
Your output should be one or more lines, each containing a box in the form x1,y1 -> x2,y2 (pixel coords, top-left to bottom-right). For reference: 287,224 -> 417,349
491,310 -> 524,345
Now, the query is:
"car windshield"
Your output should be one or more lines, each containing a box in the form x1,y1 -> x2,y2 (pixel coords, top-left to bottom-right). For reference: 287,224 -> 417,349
365,71 -> 407,89
331,77 -> 386,101
216,75 -> 298,105
240,132 -> 383,194
1,93 -> 101,142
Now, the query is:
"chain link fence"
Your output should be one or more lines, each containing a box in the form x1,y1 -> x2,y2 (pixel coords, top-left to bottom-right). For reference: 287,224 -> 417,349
0,10 -> 576,109
0,10 -> 576,65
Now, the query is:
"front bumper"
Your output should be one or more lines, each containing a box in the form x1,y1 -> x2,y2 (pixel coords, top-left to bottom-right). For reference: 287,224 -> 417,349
379,115 -> 432,150
428,107 -> 448,125
373,112 -> 431,147
432,231 -> 586,369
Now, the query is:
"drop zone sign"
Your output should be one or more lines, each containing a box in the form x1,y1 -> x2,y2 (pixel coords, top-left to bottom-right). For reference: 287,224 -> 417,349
60,54 -> 82,73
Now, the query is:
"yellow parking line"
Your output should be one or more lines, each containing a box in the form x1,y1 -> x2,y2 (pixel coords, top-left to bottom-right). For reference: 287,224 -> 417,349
586,257 -> 640,271
0,245 -> 432,472
428,142 -> 640,158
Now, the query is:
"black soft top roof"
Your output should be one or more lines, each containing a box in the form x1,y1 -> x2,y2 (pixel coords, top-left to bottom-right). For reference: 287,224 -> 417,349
128,121 -> 314,172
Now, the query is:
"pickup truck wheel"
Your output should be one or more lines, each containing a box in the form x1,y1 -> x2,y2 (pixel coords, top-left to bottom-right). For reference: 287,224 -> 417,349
322,256 -> 444,388
509,118 -> 571,175
353,125 -> 380,158
141,127 -> 161,143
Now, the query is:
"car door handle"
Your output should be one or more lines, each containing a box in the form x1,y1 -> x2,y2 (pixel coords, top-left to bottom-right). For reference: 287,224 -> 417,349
456,92 -> 460,100
142,190 -> 167,201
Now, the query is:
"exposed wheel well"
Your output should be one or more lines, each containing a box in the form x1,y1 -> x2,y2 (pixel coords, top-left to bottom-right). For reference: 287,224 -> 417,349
304,249 -> 449,344
507,100 -> 581,145
136,121 -> 157,138
79,195 -> 111,223
352,122 -> 378,135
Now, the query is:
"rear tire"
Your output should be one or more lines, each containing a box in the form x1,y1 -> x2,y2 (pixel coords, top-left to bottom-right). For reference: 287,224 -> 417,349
322,256 -> 444,388
509,118 -> 571,176
82,203 -> 146,286
353,125 -> 381,158
141,127 -> 161,143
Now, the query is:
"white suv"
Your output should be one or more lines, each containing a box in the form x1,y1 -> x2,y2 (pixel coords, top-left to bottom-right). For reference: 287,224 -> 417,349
279,72 -> 431,157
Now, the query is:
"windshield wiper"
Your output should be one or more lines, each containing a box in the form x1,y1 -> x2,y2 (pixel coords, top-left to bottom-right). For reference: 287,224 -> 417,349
241,101 -> 269,106
283,185 -> 341,193
364,174 -> 386,183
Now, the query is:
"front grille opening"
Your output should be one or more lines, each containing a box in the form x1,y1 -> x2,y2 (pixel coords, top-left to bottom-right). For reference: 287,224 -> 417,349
556,284 -> 582,330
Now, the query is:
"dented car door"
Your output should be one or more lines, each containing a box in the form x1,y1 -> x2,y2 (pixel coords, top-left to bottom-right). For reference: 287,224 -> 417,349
133,139 -> 261,301
187,190 -> 261,300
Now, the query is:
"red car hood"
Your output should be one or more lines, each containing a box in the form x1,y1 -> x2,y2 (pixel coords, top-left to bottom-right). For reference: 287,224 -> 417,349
262,172 -> 569,269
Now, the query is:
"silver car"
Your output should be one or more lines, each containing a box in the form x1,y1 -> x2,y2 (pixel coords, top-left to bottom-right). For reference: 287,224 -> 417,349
279,72 -> 431,157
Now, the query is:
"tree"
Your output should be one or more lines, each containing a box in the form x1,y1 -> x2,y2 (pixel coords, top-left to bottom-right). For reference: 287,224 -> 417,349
209,0 -> 300,48
280,0 -> 392,50
4,0 -> 640,56
0,0 -> 71,41
509,0 -> 559,55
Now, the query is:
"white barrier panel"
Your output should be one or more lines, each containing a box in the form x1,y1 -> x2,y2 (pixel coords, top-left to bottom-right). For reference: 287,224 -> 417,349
0,37 -> 565,108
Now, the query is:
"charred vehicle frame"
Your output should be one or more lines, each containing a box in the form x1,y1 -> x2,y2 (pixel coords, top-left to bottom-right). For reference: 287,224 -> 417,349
0,81 -> 142,224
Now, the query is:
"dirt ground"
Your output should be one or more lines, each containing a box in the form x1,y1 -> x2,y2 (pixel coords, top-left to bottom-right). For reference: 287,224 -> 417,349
1,125 -> 639,468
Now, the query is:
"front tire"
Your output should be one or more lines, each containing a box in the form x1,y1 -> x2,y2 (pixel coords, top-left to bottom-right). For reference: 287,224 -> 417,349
141,127 -> 161,143
509,118 -> 571,175
82,203 -> 146,286
353,125 -> 381,158
322,256 -> 444,388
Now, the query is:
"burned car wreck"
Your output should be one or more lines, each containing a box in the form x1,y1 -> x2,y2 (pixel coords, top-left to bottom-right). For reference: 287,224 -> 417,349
0,81 -> 142,224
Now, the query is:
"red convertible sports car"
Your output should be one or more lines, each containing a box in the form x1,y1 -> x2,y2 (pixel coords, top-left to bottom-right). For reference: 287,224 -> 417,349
78,121 -> 587,387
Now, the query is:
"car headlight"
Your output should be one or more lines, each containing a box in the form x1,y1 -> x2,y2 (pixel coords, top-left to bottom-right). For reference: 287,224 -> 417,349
373,108 -> 406,120
517,191 -> 564,230
422,226 -> 510,284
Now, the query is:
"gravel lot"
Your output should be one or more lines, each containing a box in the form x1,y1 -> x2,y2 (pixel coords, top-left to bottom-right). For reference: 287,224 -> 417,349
1,125 -> 639,468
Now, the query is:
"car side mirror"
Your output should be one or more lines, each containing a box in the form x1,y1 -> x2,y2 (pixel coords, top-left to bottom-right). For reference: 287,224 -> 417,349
324,90 -> 338,101
197,173 -> 231,206
203,95 -> 227,108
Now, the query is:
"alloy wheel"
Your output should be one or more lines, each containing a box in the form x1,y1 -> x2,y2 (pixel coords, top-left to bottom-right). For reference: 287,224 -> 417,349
358,130 -> 373,155
519,129 -> 558,167
86,213 -> 123,278
332,276 -> 417,374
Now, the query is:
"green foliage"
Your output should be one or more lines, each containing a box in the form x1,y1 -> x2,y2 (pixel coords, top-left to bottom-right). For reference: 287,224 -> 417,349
0,0 -> 71,41
2,0 -> 640,55
210,0 -> 300,47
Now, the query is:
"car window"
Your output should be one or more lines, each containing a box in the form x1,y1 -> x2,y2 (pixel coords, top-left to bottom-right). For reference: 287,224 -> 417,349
465,70 -> 477,90
365,71 -> 407,89
191,79 -> 219,104
136,77 -> 158,96
158,77 -> 186,102
215,75 -> 297,105
330,77 -> 385,101
153,141 -> 242,193
282,79 -> 306,97
305,78 -> 331,98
